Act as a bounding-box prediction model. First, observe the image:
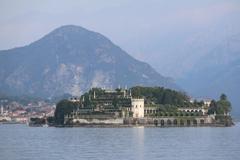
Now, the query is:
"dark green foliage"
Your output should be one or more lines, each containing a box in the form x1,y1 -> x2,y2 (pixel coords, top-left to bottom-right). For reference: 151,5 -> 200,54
129,111 -> 133,117
208,94 -> 232,115
54,100 -> 78,125
193,100 -> 204,107
131,86 -> 191,106
46,116 -> 55,124
208,100 -> 217,115
30,117 -> 46,125
216,94 -> 232,114
220,94 -> 227,101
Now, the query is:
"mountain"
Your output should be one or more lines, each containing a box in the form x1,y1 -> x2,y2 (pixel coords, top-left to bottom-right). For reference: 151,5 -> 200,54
0,25 -> 178,99
178,34 -> 240,116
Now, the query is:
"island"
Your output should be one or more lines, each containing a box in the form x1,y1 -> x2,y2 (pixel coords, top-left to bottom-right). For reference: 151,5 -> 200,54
49,86 -> 233,127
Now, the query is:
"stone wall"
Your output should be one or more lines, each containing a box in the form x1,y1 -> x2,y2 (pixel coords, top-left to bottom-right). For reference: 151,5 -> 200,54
72,118 -> 124,124
131,98 -> 144,118
124,116 -> 215,127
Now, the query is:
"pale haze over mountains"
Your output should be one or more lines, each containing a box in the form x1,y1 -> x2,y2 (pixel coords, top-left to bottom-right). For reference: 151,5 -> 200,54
0,0 -> 240,116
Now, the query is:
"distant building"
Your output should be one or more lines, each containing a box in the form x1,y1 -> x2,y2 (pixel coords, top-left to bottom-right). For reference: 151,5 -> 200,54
65,88 -> 145,124
190,98 -> 212,107
177,107 -> 208,115
63,89 -> 222,126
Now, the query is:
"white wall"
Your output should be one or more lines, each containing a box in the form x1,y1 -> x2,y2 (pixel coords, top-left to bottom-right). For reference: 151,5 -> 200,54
131,99 -> 144,118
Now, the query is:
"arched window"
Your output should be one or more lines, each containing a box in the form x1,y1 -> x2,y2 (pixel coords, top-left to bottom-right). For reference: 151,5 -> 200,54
167,119 -> 172,125
193,119 -> 197,125
160,120 -> 164,126
173,119 -> 178,125
180,119 -> 184,126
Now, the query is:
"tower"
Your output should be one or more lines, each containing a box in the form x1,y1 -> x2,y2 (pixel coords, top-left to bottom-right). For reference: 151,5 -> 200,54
131,98 -> 144,118
93,90 -> 96,99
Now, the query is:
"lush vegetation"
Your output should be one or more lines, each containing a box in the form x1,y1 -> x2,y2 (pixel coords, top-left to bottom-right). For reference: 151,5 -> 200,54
29,117 -> 46,125
54,100 -> 78,125
208,94 -> 232,115
54,87 -> 233,125
131,86 -> 191,106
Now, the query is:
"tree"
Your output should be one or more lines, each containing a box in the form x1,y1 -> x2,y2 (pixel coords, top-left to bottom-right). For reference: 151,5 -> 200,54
216,94 -> 232,115
220,94 -> 227,101
54,100 -> 78,125
208,100 -> 217,115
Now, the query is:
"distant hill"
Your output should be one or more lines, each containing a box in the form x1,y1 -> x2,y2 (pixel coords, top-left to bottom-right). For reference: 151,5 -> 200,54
178,34 -> 240,116
0,25 -> 178,99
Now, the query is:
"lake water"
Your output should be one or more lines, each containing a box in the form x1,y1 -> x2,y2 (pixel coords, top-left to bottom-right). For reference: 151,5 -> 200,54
0,123 -> 240,160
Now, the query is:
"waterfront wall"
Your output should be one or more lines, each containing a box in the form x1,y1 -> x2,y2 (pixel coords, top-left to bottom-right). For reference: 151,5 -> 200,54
72,118 -> 123,124
123,116 -> 215,127
69,116 -> 217,126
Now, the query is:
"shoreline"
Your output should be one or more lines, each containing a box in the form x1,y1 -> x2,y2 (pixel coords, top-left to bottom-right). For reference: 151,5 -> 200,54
0,122 -> 234,128
53,123 -> 234,128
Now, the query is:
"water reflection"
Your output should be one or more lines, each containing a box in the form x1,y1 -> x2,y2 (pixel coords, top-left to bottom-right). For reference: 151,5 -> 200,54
132,127 -> 145,160
0,124 -> 240,160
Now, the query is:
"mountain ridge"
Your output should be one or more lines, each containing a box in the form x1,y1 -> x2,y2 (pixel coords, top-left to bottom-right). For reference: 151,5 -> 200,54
0,25 -> 178,98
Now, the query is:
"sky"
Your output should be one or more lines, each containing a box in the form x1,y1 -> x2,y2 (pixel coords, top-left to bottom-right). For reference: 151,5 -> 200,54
1,0 -> 240,77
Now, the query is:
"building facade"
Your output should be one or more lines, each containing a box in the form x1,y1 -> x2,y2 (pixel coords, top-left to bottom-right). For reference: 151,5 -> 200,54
131,98 -> 144,118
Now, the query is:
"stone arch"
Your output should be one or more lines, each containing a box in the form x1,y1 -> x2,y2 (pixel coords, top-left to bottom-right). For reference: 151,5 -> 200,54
173,119 -> 178,125
180,119 -> 184,126
187,119 -> 191,126
154,119 -> 158,126
160,119 -> 164,126
167,119 -> 172,126
200,119 -> 204,125
193,119 -> 197,125
123,119 -> 129,124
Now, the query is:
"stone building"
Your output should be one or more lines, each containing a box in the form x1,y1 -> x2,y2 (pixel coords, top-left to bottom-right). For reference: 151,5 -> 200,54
65,88 -> 145,124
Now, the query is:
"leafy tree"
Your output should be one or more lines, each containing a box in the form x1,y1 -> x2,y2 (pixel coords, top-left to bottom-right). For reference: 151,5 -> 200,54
208,100 -> 217,115
216,94 -> 232,115
220,94 -> 227,101
131,86 -> 191,106
54,100 -> 78,125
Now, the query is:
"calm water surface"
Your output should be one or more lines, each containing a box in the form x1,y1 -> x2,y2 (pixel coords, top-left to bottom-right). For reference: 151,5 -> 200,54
0,123 -> 240,160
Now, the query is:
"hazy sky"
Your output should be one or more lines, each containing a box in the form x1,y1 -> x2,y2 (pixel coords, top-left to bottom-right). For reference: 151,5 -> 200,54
1,0 -> 240,77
